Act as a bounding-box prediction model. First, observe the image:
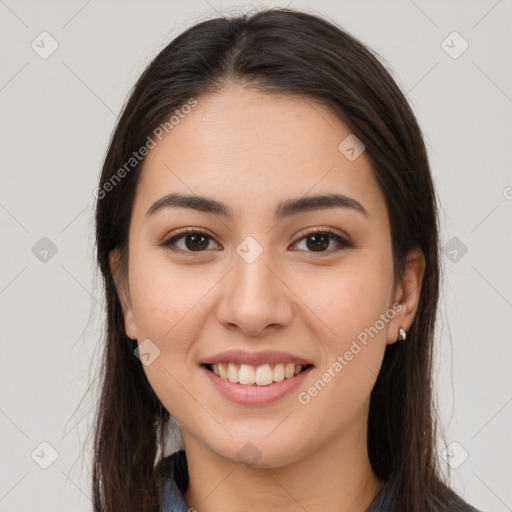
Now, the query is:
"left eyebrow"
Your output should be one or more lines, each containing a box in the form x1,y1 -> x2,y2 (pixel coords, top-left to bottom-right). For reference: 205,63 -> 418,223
144,192 -> 368,220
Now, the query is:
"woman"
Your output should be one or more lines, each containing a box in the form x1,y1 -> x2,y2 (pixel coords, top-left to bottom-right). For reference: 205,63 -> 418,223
92,7 -> 482,512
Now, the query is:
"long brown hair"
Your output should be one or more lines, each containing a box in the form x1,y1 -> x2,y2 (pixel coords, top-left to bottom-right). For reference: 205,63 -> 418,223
91,7 -> 464,511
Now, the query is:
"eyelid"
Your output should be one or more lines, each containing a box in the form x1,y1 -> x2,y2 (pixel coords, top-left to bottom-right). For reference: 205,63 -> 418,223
160,227 -> 220,255
293,225 -> 350,245
160,226 -> 352,255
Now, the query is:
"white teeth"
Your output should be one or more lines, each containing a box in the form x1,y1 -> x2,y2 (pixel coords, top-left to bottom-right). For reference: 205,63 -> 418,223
209,362 -> 306,386
218,362 -> 228,380
227,362 -> 238,383
273,363 -> 285,382
255,364 -> 273,385
285,363 -> 295,379
239,364 -> 255,385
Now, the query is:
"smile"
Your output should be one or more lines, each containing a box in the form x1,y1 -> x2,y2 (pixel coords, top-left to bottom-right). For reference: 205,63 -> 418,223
201,363 -> 314,405
204,362 -> 313,386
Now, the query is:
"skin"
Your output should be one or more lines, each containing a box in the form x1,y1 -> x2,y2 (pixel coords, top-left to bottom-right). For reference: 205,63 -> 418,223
110,85 -> 425,512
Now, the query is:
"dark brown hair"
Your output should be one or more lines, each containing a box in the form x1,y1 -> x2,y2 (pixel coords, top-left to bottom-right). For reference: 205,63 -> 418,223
91,7 -> 467,512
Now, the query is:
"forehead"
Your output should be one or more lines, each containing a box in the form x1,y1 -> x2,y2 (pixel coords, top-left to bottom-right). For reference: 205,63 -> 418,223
134,85 -> 386,223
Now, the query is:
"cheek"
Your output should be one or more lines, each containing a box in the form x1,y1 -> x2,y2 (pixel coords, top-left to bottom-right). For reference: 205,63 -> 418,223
127,253 -> 200,420
295,260 -> 393,347
291,257 -> 393,403
128,246 -> 209,340
126,249 -> 205,392
295,270 -> 390,420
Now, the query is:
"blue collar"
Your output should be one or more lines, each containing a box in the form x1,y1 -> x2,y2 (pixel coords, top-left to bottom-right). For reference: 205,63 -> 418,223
161,478 -> 191,512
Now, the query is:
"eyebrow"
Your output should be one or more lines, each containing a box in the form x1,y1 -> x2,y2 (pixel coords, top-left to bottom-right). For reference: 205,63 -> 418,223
144,192 -> 368,220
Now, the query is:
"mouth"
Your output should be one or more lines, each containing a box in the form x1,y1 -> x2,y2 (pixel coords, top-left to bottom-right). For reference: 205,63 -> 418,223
200,361 -> 314,405
201,362 -> 314,387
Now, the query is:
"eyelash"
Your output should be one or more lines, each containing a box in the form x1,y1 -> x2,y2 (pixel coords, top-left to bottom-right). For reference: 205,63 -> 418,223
160,227 -> 353,256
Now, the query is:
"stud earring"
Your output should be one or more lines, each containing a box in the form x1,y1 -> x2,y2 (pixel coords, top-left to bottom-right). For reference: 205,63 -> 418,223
398,327 -> 407,341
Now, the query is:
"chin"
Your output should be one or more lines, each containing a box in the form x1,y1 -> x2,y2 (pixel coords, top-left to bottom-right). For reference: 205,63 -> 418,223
212,438 -> 305,470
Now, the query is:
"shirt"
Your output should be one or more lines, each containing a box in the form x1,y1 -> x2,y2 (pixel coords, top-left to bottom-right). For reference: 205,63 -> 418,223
156,450 -> 482,512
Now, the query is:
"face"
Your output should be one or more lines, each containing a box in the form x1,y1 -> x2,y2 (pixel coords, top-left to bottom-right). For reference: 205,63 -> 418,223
110,85 -> 423,468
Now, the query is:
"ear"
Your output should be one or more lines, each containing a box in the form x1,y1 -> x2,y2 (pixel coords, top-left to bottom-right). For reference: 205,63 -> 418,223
386,247 -> 426,345
109,249 -> 138,340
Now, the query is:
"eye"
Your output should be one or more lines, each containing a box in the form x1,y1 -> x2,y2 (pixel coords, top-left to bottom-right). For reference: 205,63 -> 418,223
160,227 -> 352,255
160,228 -> 220,255
291,227 -> 352,254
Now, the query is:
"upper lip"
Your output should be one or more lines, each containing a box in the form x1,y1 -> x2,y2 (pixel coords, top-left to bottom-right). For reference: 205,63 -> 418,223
199,349 -> 314,367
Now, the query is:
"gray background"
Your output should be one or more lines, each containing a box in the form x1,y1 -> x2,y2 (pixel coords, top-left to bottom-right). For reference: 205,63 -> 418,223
0,0 -> 511,510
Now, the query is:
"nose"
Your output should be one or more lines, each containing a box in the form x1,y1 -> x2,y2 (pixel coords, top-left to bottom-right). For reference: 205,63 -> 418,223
215,248 -> 293,337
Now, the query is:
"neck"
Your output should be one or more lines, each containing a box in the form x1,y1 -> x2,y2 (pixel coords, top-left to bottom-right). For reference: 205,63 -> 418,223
181,405 -> 384,512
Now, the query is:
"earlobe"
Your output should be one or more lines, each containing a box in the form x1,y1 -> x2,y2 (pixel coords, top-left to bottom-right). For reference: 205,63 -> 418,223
109,249 -> 138,340
387,247 -> 426,344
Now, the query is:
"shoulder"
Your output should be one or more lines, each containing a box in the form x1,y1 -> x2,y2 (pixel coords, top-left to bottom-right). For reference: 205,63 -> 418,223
450,492 -> 483,512
443,481 -> 484,512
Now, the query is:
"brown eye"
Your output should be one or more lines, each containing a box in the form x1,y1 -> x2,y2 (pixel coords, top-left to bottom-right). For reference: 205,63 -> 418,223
183,233 -> 209,251
161,229 -> 219,254
161,228 -> 352,256
293,229 -> 351,254
305,233 -> 330,252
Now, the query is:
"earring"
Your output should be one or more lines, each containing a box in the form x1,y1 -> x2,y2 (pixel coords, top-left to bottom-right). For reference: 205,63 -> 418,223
397,327 -> 407,341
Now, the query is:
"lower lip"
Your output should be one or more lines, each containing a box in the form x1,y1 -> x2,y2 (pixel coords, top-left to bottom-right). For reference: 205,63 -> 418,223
201,365 -> 313,405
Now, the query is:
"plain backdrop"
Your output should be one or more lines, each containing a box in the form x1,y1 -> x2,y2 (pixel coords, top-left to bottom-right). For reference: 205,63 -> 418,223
0,1 -> 511,511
